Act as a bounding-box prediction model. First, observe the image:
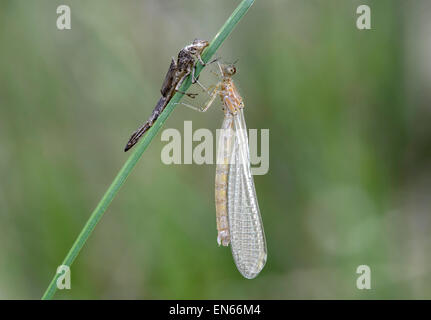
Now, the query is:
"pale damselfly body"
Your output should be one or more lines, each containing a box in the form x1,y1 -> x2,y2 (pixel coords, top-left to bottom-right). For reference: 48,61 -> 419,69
182,63 -> 267,279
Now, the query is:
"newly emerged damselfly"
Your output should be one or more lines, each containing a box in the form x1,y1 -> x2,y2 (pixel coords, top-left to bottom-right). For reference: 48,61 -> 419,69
182,63 -> 267,279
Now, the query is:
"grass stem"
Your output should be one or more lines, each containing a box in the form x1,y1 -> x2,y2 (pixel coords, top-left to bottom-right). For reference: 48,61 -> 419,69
42,0 -> 255,300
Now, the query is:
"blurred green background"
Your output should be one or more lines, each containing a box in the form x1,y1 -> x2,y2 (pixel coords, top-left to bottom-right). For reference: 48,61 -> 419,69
1,0 -> 430,299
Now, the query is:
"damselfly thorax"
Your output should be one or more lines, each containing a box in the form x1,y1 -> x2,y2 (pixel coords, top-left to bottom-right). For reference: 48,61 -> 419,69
221,78 -> 244,114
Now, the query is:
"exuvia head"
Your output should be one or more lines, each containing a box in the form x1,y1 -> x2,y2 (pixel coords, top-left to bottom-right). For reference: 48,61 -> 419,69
186,39 -> 209,55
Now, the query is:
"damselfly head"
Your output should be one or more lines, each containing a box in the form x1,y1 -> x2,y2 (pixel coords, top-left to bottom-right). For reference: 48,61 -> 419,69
220,64 -> 237,77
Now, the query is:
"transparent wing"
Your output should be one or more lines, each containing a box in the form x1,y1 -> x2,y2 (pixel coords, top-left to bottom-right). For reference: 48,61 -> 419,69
228,109 -> 267,279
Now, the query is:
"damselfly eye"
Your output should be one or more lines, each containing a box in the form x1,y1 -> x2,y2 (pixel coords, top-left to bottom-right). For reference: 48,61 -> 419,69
227,66 -> 236,75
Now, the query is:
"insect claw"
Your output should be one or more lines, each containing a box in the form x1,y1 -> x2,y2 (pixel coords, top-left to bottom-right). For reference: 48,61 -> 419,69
192,74 -> 200,83
186,93 -> 198,99
208,57 -> 221,65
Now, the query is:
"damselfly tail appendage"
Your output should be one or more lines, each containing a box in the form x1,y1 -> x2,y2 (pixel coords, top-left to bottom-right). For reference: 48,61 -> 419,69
124,96 -> 168,152
124,122 -> 150,152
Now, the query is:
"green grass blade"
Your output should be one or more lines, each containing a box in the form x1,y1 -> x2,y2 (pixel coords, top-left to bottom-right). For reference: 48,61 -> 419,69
42,0 -> 255,300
